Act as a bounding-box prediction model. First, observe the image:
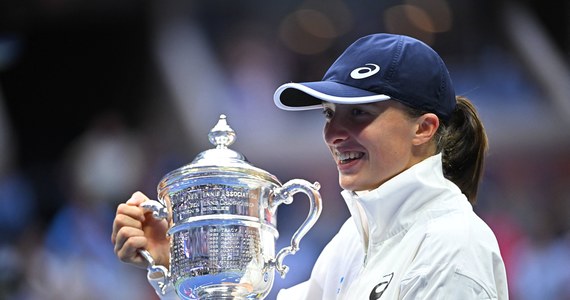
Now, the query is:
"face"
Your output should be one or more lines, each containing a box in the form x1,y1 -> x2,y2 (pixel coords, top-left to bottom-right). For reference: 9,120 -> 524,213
322,100 -> 421,191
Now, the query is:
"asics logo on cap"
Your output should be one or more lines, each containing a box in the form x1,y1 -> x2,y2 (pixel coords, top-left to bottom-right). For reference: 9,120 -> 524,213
350,63 -> 380,79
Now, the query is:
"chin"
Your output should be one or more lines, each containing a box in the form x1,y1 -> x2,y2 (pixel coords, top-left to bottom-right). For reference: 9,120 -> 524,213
339,180 -> 363,192
339,178 -> 380,192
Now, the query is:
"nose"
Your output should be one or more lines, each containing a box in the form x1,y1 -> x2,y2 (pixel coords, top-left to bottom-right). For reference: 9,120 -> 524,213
323,116 -> 348,146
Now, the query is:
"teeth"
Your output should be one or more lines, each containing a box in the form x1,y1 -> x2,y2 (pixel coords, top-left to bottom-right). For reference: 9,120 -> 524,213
337,151 -> 364,161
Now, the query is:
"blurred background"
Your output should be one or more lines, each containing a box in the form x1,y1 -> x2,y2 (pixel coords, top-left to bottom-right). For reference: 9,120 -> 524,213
0,0 -> 569,299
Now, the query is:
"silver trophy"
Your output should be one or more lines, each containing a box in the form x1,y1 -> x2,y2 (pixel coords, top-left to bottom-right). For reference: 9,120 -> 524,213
138,115 -> 322,299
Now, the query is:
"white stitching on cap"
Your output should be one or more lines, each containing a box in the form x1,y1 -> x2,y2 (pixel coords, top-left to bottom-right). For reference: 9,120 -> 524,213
273,82 -> 391,111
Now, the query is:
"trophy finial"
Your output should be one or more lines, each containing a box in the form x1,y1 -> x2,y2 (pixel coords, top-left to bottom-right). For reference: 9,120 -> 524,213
208,114 -> 236,149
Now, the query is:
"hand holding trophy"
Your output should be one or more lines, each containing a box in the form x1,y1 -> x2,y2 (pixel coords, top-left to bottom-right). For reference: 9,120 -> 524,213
135,115 -> 322,299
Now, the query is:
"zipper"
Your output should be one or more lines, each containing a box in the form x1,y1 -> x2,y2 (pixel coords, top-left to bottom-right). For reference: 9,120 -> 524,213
353,198 -> 371,267
339,254 -> 368,299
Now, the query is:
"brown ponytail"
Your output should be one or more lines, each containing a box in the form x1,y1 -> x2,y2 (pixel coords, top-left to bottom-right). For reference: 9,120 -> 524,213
438,96 -> 488,204
401,96 -> 488,204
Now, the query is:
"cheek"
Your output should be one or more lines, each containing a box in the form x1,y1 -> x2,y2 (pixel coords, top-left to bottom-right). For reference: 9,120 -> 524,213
369,127 -> 412,167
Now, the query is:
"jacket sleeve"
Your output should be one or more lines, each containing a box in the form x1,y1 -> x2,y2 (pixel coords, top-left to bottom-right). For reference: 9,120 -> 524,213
399,268 -> 501,299
398,219 -> 508,300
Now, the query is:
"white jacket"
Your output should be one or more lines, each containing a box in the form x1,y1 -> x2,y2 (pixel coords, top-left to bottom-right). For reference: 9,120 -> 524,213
150,154 -> 508,299
276,154 -> 508,299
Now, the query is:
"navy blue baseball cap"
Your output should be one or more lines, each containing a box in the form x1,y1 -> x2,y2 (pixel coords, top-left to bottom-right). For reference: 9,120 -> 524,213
274,33 -> 456,121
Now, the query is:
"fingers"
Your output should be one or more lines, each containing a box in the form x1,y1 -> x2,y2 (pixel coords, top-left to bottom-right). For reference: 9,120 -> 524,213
114,225 -> 144,252
111,191 -> 149,244
113,214 -> 152,269
111,206 -> 143,243
111,191 -> 170,269
114,226 -> 147,266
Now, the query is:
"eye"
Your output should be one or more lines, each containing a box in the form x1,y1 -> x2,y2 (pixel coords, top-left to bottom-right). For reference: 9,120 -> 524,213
322,107 -> 334,120
350,107 -> 366,116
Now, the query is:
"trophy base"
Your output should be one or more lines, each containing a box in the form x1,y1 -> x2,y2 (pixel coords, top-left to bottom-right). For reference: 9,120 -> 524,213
176,272 -> 268,300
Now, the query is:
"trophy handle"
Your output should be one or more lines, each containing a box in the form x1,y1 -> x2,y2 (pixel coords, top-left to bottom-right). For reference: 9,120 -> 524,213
138,200 -> 171,295
140,199 -> 169,220
270,179 -> 322,278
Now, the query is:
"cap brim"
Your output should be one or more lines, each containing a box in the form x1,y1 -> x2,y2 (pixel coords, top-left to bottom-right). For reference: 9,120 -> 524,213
274,81 -> 391,111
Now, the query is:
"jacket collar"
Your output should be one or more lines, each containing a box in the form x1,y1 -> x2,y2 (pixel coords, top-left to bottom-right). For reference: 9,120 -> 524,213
341,154 -> 463,247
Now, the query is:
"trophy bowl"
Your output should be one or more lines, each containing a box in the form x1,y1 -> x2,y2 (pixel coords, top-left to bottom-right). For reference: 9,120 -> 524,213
139,115 -> 322,299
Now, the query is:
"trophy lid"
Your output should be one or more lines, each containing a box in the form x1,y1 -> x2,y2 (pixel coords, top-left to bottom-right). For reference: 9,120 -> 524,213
158,114 -> 281,193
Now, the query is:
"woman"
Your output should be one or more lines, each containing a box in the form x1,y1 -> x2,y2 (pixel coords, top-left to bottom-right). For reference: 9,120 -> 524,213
112,33 -> 508,299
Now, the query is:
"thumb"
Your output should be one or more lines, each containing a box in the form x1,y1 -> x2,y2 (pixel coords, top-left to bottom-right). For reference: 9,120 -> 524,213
126,191 -> 150,206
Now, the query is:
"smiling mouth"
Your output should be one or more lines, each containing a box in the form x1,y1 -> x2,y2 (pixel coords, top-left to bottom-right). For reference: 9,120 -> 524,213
336,151 -> 365,164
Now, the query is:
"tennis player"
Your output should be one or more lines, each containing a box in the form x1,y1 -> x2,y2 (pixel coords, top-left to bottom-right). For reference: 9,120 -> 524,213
112,33 -> 509,299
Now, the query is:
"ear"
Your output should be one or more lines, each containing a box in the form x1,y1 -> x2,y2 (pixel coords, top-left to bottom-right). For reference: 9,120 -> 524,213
412,113 -> 439,146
